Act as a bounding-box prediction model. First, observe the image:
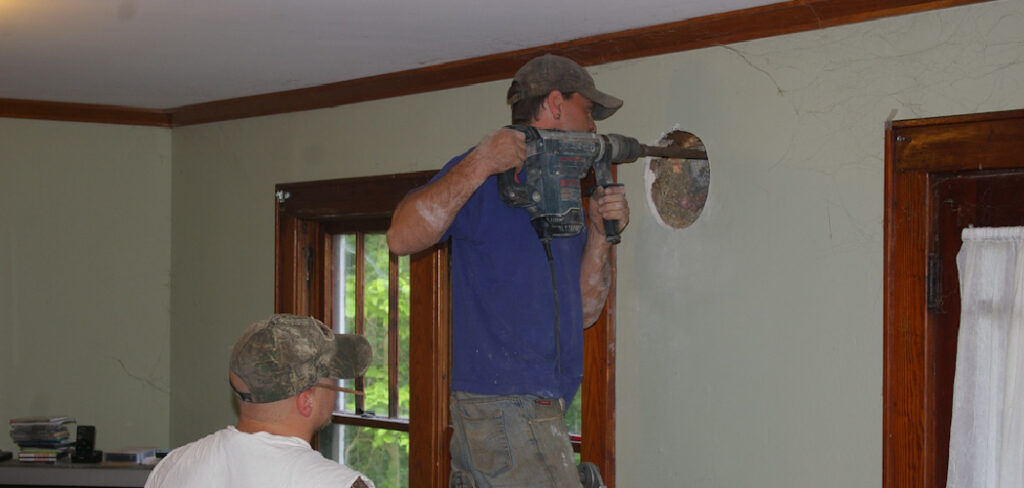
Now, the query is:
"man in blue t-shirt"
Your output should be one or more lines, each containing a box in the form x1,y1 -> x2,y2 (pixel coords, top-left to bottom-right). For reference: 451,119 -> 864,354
386,54 -> 628,488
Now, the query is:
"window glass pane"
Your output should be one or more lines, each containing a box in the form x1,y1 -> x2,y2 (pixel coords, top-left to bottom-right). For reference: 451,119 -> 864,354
318,424 -> 408,488
363,234 -> 388,417
398,254 -> 410,418
341,235 -> 356,333
333,234 -> 359,413
324,232 -> 412,487
331,233 -> 408,419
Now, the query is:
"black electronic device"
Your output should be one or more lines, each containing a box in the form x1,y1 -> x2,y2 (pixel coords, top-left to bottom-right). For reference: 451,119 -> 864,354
72,425 -> 102,463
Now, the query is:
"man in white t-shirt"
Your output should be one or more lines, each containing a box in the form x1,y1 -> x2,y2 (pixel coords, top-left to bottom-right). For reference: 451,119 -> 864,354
146,314 -> 375,488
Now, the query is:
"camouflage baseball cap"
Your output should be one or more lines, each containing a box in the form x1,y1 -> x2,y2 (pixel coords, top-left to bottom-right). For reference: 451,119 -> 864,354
506,54 -> 623,120
229,314 -> 372,403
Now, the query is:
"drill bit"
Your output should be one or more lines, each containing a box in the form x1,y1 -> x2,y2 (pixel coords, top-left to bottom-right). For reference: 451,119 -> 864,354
640,144 -> 708,160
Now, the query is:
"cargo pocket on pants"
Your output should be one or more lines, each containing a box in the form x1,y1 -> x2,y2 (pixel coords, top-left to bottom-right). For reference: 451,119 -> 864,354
457,401 -> 512,477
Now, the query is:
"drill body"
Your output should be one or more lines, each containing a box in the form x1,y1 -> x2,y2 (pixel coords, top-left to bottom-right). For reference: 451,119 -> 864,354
497,125 -> 644,243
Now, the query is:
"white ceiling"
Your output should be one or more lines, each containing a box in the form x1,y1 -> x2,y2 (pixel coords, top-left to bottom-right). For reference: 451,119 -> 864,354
0,0 -> 782,109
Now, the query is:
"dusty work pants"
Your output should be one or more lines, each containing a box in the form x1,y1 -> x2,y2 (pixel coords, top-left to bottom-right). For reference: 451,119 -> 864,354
449,391 -> 583,488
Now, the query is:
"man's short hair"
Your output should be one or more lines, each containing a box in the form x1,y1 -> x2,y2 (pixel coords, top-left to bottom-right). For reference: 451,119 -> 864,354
507,83 -> 576,124
506,54 -> 623,122
229,314 -> 371,403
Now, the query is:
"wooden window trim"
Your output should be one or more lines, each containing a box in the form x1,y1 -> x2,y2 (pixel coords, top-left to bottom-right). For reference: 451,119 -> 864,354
389,250 -> 401,419
581,255 -> 617,483
883,108 -> 1024,487
276,170 -> 618,487
330,414 -> 410,432
353,232 -> 367,413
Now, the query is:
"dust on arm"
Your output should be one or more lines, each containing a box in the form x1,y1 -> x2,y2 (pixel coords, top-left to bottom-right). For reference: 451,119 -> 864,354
386,129 -> 525,256
579,185 -> 629,327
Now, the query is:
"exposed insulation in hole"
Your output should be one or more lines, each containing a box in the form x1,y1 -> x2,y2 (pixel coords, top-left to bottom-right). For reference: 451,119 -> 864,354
644,127 -> 709,230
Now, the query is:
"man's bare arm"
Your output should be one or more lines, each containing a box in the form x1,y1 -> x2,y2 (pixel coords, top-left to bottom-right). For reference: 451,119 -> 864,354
386,129 -> 525,256
580,185 -> 629,327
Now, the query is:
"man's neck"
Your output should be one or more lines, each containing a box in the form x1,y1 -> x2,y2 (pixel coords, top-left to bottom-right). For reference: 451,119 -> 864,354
235,418 -> 313,442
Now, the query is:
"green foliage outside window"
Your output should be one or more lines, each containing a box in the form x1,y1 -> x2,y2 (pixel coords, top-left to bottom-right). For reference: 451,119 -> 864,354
336,234 -> 410,487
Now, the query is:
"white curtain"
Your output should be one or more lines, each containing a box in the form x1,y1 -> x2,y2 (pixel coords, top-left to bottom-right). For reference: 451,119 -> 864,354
947,227 -> 1024,488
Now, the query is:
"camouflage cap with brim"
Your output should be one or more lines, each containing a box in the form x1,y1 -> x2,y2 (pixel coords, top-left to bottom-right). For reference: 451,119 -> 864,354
229,314 -> 372,403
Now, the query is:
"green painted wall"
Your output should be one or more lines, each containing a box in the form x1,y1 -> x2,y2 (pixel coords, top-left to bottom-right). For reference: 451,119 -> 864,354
168,2 -> 1024,485
0,119 -> 171,453
609,3 -> 1023,484
2,0 -> 1023,485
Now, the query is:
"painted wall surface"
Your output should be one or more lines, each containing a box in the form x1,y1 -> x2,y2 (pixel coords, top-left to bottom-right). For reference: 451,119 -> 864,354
0,119 -> 171,453
609,2 -> 1023,485
0,0 -> 1017,485
168,2 -> 1024,486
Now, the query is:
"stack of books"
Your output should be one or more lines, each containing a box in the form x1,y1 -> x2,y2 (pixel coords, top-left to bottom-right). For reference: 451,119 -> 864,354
8,416 -> 76,463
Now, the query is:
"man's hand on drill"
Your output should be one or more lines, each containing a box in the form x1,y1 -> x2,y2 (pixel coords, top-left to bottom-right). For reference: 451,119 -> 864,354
386,128 -> 526,256
468,128 -> 526,177
588,185 -> 630,238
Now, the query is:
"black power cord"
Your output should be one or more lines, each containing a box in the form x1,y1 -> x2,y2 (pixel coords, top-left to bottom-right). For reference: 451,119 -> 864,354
541,239 -> 562,378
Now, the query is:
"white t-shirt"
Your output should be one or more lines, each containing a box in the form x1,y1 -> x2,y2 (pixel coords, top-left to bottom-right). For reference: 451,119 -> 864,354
145,426 -> 374,488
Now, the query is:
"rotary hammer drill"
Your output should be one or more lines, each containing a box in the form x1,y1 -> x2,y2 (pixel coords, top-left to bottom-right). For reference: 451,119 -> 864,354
497,124 -> 706,243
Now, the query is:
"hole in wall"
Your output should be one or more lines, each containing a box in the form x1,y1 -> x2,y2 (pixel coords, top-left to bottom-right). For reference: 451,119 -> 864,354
645,130 -> 710,230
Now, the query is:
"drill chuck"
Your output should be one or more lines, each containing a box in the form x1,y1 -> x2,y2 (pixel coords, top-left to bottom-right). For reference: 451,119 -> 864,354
596,133 -> 708,164
597,133 -> 644,164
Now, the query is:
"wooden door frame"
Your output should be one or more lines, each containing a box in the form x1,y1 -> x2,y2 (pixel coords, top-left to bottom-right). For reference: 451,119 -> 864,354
883,108 -> 1024,487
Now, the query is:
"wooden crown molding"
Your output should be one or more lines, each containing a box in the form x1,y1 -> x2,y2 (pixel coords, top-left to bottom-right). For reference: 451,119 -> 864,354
0,97 -> 171,127
1,0 -> 995,127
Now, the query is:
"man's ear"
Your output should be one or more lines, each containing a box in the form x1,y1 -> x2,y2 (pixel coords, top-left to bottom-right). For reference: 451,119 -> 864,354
543,90 -> 565,120
296,389 -> 315,417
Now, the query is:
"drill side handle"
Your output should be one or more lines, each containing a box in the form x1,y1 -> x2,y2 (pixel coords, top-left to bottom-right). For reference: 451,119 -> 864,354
591,161 -> 622,244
